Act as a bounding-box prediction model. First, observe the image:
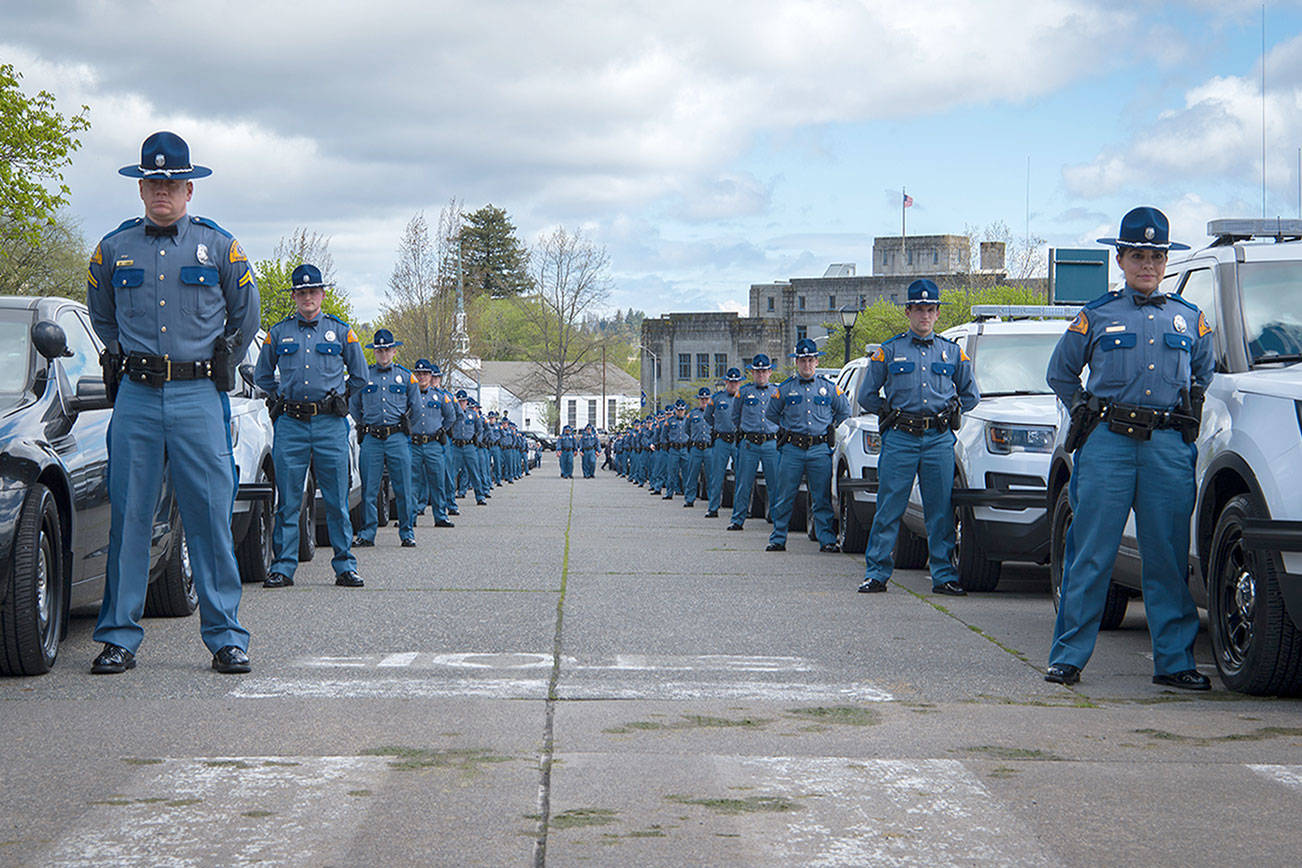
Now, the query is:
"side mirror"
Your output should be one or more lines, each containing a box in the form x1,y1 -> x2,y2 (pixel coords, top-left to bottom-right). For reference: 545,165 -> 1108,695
237,363 -> 266,397
32,321 -> 73,361
68,375 -> 112,412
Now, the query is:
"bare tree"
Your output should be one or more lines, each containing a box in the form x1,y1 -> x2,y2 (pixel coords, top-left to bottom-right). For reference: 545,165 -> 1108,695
274,227 -> 336,282
963,220 -> 1047,280
519,227 -> 611,434
380,201 -> 463,370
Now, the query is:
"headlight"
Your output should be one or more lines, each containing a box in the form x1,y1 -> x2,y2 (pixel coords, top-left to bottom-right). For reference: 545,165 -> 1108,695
985,423 -> 1054,454
862,430 -> 881,454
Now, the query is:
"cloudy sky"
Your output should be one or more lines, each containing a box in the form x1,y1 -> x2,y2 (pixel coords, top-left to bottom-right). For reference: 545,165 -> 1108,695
7,0 -> 1302,320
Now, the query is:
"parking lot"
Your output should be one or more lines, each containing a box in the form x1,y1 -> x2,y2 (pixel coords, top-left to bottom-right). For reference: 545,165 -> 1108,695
2,464 -> 1301,867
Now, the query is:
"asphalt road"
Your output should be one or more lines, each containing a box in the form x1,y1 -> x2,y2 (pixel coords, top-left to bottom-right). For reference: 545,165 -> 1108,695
3,458 -> 1301,867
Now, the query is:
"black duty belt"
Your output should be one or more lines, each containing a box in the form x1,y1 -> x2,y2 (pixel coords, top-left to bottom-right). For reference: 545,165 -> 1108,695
742,432 -> 777,445
1103,402 -> 1179,441
691,442 -> 709,450
452,438 -> 474,447
282,399 -> 325,421
783,432 -> 821,449
668,444 -> 686,451
714,432 -> 739,444
363,423 -> 402,439
410,433 -> 438,445
888,411 -> 948,435
435,431 -> 448,445
125,353 -> 211,386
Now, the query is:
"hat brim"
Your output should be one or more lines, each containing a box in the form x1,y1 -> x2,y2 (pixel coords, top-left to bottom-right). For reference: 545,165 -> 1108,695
365,341 -> 403,349
901,299 -> 946,306
790,351 -> 824,358
119,165 -> 212,180
288,281 -> 331,292
1097,237 -> 1191,251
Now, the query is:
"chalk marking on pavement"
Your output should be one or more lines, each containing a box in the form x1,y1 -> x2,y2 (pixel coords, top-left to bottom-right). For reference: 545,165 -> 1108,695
1249,764 -> 1302,792
40,756 -> 387,868
294,652 -> 809,672
719,756 -> 1059,867
377,652 -> 419,667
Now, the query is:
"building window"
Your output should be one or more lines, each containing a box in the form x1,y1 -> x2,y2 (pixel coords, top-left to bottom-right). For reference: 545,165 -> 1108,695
767,296 -> 774,312
696,353 -> 709,379
933,251 -> 938,264
608,398 -> 616,427
655,358 -> 661,379
796,325 -> 808,341
678,353 -> 691,380
798,296 -> 806,310
567,400 -> 577,429
714,353 -> 727,378
907,251 -> 913,265
859,294 -> 866,307
828,295 -> 836,309
587,398 -> 596,424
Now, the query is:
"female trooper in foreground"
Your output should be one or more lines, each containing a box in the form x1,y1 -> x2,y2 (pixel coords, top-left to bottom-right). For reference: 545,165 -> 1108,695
856,279 -> 979,597
1044,206 -> 1214,690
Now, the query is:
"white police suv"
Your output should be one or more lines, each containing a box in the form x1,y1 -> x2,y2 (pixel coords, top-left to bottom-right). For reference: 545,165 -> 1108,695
1047,219 -> 1302,695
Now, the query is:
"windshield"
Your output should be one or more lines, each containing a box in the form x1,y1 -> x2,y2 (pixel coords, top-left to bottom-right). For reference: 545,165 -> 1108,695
0,317 -> 32,396
1240,260 -> 1302,362
970,332 -> 1062,395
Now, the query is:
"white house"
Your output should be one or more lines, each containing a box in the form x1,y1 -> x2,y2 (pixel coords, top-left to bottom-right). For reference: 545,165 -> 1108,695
447,360 -> 641,434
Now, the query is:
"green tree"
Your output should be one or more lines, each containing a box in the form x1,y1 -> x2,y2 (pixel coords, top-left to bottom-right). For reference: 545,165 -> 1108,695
0,63 -> 90,249
459,204 -> 532,298
0,209 -> 86,301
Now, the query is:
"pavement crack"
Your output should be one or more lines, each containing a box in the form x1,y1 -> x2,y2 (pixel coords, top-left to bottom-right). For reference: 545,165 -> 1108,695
532,479 -> 574,867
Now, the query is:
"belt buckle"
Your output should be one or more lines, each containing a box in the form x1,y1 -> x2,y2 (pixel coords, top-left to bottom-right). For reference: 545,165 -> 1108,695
308,403 -> 318,417
164,357 -> 172,382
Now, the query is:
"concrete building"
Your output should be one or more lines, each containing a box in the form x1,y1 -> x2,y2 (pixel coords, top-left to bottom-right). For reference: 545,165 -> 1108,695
639,312 -> 786,411
449,360 -> 640,434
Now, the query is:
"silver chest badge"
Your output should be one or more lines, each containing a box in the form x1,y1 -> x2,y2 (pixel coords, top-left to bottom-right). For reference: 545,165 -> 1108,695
325,329 -> 336,342
819,386 -> 827,395
1173,314 -> 1187,334
395,374 -> 402,383
942,350 -> 948,361
196,243 -> 211,265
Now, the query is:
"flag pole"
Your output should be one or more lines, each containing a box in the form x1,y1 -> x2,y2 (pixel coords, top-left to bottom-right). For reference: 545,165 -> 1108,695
901,187 -> 907,267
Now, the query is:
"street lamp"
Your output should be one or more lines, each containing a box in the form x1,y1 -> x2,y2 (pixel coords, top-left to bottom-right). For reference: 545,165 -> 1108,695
839,305 -> 860,366
639,343 -> 659,411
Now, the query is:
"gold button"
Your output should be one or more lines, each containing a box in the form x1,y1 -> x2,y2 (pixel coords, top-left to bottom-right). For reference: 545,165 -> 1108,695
158,273 -> 164,279
161,326 -> 167,332
159,300 -> 165,306
1148,314 -> 1154,320
1146,389 -> 1152,395
1149,339 -> 1155,344
159,250 -> 166,257
1127,427 -> 1134,433
1148,364 -> 1155,370
199,276 -> 205,282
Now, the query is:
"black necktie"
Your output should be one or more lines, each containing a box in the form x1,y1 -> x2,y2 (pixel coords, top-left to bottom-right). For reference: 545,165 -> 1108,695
299,320 -> 317,329
1134,293 -> 1167,307
912,337 -> 933,347
144,223 -> 178,237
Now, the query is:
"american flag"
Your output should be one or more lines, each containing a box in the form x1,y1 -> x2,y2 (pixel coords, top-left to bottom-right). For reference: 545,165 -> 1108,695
903,192 -> 914,208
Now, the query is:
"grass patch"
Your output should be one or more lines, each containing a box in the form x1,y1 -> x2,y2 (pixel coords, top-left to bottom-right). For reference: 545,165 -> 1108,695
548,808 -> 619,829
986,767 -> 1020,779
203,760 -> 251,769
786,706 -> 881,727
604,714 -> 772,735
165,798 -> 203,808
1133,726 -> 1302,746
89,799 -> 133,807
666,794 -> 799,814
972,693 -> 1098,709
347,790 -> 372,797
960,746 -> 1062,761
361,746 -> 514,772
261,760 -> 301,767
241,810 -> 274,818
122,758 -> 163,766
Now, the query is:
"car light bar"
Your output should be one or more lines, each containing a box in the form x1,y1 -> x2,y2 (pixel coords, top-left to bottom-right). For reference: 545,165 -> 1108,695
970,305 -> 1083,320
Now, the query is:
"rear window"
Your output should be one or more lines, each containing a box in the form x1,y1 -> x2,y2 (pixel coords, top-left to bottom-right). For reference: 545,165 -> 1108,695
1239,260 -> 1302,362
0,317 -> 32,395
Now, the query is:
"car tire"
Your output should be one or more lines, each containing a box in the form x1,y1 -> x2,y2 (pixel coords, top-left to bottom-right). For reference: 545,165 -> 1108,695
893,525 -> 928,569
1049,485 -> 1127,630
376,473 -> 390,527
145,507 -> 198,618
236,469 -> 273,584
721,475 -> 734,509
838,485 -> 869,554
298,471 -> 316,563
1,483 -> 65,676
790,491 -> 807,535
955,506 -> 1001,592
749,483 -> 766,519
1208,494 -> 1302,695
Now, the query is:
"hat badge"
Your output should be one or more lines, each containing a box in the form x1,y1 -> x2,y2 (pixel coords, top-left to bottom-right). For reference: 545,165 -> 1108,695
154,153 -> 165,167
1145,226 -> 1155,240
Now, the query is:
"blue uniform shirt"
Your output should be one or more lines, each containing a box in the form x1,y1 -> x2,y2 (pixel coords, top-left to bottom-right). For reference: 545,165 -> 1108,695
411,387 -> 458,436
731,381 -> 782,434
580,430 -> 599,450
254,312 -> 368,402
1046,286 -> 1215,409
349,364 -> 420,426
766,375 -> 852,434
686,407 -> 712,443
449,404 -> 478,441
664,414 -> 689,445
88,215 -> 259,362
558,433 -> 576,451
705,390 -> 739,433
858,330 -> 980,415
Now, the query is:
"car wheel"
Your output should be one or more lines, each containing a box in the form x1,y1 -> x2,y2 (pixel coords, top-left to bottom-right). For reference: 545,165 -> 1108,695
236,469 -> 273,584
893,524 -> 928,569
790,491 -> 808,535
376,472 -> 390,527
955,505 -> 1001,592
1,483 -> 65,675
838,484 -> 869,554
749,482 -> 766,519
298,471 -> 317,562
145,507 -> 198,617
1208,494 -> 1302,695
722,475 -> 734,509
1049,485 -> 1127,630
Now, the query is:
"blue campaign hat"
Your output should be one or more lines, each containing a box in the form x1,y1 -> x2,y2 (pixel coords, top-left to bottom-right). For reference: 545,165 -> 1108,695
790,337 -> 823,358
724,367 -> 744,382
118,131 -> 212,180
366,328 -> 402,349
697,386 -> 712,397
748,353 -> 773,370
1097,206 -> 1190,251
412,358 -> 435,373
289,263 -> 330,291
674,398 -> 687,408
904,279 -> 945,306
455,389 -> 468,399
563,425 -> 573,432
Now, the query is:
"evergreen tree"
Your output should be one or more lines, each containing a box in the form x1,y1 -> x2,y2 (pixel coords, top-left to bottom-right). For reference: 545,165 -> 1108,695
459,204 -> 532,298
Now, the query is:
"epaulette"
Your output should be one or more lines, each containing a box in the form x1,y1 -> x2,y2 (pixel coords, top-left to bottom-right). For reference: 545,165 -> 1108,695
780,376 -> 795,386
395,364 -> 411,373
1084,290 -> 1123,310
189,215 -> 233,238
1167,293 -> 1198,312
884,331 -> 909,344
277,314 -> 296,324
104,217 -> 143,240
322,312 -> 351,328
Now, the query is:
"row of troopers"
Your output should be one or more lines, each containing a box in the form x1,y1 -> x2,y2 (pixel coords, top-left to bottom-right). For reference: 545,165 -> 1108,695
555,423 -> 601,478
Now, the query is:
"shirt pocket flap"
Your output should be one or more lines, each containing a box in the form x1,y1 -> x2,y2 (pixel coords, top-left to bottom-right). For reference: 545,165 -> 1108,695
1164,332 -> 1192,352
113,267 -> 144,288
1098,332 -> 1136,351
364,383 -> 379,393
387,383 -> 406,393
315,342 -> 342,355
744,395 -> 758,405
180,266 -> 219,286
931,362 -> 955,376
888,360 -> 916,374
786,393 -> 803,404
275,340 -> 299,356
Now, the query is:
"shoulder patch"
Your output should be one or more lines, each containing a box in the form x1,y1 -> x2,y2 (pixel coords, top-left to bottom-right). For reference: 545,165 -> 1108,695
1197,312 -> 1213,338
90,243 -> 103,266
1084,291 -> 1122,310
190,215 -> 234,238
346,328 -> 359,343
959,348 -> 970,362
870,347 -> 885,362
228,239 -> 248,263
1068,311 -> 1089,335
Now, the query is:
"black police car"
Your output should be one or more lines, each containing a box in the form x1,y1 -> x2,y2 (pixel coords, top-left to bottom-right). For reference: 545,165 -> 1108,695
0,296 -> 193,676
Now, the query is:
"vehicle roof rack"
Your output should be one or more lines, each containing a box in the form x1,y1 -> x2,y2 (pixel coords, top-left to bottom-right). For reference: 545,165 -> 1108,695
970,304 -> 1082,321
1207,218 -> 1302,246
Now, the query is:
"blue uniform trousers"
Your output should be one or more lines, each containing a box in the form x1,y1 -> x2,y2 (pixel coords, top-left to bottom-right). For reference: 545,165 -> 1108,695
707,439 -> 737,512
863,428 -> 959,587
95,378 -> 248,655
357,431 -> 414,542
271,414 -> 355,579
410,440 -> 449,523
441,444 -> 457,510
769,442 -> 835,546
478,447 -> 491,488
559,449 -> 575,477
663,446 -> 686,495
452,442 -> 487,502
730,438 -> 780,527
651,448 -> 667,491
490,445 -> 503,485
1051,427 -> 1199,675
682,445 -> 709,504
581,448 -> 596,477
